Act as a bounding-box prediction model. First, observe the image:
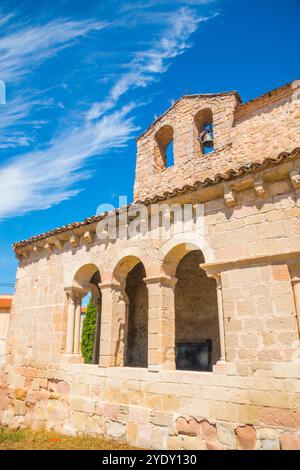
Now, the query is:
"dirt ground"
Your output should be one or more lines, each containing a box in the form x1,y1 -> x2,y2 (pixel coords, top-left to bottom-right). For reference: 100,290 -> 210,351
0,426 -> 135,450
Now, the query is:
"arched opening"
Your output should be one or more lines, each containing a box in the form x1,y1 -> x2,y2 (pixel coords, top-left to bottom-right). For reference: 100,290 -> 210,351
166,140 -> 174,167
125,262 -> 148,367
175,250 -> 220,371
72,264 -> 102,364
194,108 -> 214,155
154,124 -> 174,171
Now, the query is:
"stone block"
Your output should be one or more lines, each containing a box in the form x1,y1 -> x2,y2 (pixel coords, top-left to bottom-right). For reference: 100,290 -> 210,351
127,422 -> 138,443
216,423 -> 236,447
168,435 -> 183,450
106,420 -> 127,440
259,438 -> 280,450
280,432 -> 300,450
129,406 -> 149,425
182,435 -> 206,450
150,410 -> 174,427
69,396 -> 95,414
235,425 -> 257,450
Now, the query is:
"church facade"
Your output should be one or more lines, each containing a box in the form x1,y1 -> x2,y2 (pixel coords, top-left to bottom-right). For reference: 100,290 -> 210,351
1,80 -> 300,449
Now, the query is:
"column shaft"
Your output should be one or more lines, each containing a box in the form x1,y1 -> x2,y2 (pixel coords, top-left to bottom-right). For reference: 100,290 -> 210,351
98,282 -> 126,367
145,276 -> 177,371
66,298 -> 76,354
216,277 -> 226,362
73,301 -> 82,354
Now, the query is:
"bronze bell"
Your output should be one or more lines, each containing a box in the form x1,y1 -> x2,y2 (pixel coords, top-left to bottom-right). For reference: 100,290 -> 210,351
200,129 -> 214,149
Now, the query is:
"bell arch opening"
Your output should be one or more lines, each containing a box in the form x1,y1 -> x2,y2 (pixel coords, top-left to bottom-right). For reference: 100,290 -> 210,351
194,108 -> 214,155
174,250 -> 220,371
125,262 -> 148,368
154,124 -> 174,171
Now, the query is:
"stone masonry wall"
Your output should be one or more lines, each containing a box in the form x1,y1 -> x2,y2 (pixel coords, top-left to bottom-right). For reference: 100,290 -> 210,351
3,81 -> 300,449
1,363 -> 300,450
134,82 -> 300,201
2,164 -> 300,448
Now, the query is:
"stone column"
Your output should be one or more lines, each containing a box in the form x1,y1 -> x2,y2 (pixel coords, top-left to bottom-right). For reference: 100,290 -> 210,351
65,288 -> 76,354
289,264 -> 300,339
203,271 -> 226,363
92,289 -> 102,365
98,281 -> 127,368
64,287 -> 86,355
144,275 -> 177,371
73,301 -> 82,355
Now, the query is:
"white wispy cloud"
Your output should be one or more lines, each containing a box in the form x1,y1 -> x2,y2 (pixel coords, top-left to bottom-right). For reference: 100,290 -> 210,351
0,5 -> 217,219
0,96 -> 51,149
0,15 -> 107,149
87,7 -> 206,119
119,0 -> 214,12
0,105 -> 138,219
0,18 -> 106,83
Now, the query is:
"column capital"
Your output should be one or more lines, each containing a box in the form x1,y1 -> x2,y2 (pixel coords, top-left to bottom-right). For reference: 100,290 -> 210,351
143,275 -> 177,288
200,267 -> 221,285
98,281 -> 123,291
289,264 -> 300,283
64,286 -> 87,303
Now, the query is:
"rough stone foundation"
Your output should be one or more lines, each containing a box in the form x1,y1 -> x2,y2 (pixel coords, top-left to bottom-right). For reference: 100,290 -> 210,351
1,364 -> 300,450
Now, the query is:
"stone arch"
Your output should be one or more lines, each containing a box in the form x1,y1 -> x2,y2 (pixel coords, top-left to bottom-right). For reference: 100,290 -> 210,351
109,247 -> 151,285
72,263 -> 100,289
161,242 -> 220,371
161,234 -> 214,278
194,108 -> 214,155
154,124 -> 174,171
112,254 -> 148,368
68,262 -> 102,364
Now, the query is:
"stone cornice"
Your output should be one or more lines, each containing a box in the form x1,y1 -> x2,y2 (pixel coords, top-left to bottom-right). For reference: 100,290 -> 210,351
201,250 -> 300,275
13,147 -> 300,260
144,275 -> 177,288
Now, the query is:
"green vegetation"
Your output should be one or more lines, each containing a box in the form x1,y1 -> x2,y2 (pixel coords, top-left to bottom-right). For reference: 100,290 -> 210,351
81,297 -> 96,363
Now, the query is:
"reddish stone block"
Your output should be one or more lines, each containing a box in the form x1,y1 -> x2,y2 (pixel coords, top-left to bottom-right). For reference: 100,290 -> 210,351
26,390 -> 38,404
188,418 -> 200,437
259,407 -> 300,430
235,425 -> 257,450
200,420 -> 217,442
176,417 -> 189,435
176,417 -> 202,437
95,402 -> 119,420
0,396 -> 9,410
57,381 -> 70,395
280,432 -> 300,450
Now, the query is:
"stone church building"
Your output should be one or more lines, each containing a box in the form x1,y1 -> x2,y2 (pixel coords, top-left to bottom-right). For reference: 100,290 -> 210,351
1,80 -> 300,450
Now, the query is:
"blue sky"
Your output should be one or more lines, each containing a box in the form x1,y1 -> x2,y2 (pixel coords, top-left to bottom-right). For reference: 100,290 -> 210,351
0,0 -> 299,293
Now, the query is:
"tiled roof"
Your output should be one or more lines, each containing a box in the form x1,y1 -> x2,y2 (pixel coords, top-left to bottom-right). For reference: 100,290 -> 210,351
13,147 -> 300,250
136,148 -> 300,204
0,296 -> 13,309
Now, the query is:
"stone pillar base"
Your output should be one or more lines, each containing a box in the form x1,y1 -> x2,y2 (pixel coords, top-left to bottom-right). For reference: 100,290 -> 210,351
212,360 -> 228,375
61,353 -> 84,364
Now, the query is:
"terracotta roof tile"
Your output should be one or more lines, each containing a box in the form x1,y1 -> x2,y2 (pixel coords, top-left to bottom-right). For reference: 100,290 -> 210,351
0,297 -> 13,309
13,147 -> 300,251
136,148 -> 300,204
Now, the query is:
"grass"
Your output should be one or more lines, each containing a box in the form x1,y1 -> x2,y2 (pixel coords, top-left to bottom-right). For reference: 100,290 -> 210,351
0,426 -> 135,450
